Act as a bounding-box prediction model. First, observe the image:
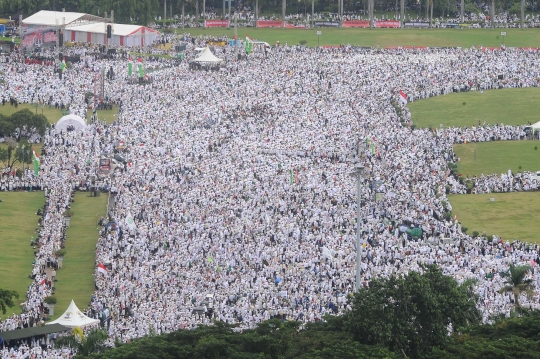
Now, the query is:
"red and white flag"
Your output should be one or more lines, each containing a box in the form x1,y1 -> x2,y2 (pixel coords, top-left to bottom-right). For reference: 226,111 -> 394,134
97,263 -> 108,275
399,90 -> 408,105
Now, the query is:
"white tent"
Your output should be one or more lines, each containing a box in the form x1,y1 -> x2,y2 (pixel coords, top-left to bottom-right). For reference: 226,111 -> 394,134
55,114 -> 86,132
530,120 -> 540,132
22,11 -> 89,27
64,22 -> 160,47
46,300 -> 99,327
193,47 -> 223,63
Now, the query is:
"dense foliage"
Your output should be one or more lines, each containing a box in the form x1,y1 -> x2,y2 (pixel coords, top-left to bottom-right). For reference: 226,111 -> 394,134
77,265 -> 511,359
346,264 -> 481,358
0,288 -> 18,315
84,312 -> 540,359
0,0 -> 537,26
0,109 -> 48,141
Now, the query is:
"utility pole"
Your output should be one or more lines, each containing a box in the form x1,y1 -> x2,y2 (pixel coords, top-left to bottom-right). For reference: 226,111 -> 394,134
354,161 -> 365,291
369,0 -> 374,29
491,0 -> 495,29
311,0 -> 314,29
400,0 -> 404,29
228,0 -> 231,28
234,12 -> 238,59
256,0 -> 259,26
521,0 -> 525,30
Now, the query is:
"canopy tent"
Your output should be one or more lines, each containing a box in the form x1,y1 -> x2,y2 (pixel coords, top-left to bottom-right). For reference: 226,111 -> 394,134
55,114 -> 86,132
530,120 -> 540,132
64,23 -> 159,47
0,324 -> 69,342
193,47 -> 223,63
22,11 -> 90,27
46,300 -> 99,327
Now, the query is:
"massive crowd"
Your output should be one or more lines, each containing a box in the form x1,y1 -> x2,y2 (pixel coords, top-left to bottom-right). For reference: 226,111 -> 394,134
1,39 -> 540,356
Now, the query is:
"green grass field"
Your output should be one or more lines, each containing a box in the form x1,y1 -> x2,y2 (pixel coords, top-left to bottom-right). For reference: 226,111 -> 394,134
51,192 -> 107,320
0,192 -> 44,319
453,141 -> 540,176
448,192 -> 540,243
87,106 -> 119,124
0,103 -> 63,123
180,28 -> 540,47
408,88 -> 540,128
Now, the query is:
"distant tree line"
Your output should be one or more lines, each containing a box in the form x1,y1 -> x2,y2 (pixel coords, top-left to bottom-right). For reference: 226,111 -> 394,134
1,0 -> 537,27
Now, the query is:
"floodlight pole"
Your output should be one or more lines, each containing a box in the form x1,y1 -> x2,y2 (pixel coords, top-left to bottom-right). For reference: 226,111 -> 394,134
354,160 -> 365,291
234,12 -> 238,59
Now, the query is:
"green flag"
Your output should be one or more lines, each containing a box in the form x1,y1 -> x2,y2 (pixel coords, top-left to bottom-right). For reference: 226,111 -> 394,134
290,169 -> 294,184
245,35 -> 252,55
207,256 -> 213,263
32,148 -> 40,176
128,60 -> 133,76
137,58 -> 144,78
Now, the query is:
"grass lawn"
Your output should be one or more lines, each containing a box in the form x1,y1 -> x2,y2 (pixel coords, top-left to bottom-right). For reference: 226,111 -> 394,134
0,192 -> 44,319
453,141 -> 540,176
0,103 -> 63,124
408,88 -> 540,128
448,192 -> 540,243
179,28 -> 540,47
52,192 -> 107,320
87,106 -> 119,124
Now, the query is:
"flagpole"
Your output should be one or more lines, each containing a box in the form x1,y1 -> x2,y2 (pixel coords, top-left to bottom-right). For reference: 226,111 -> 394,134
234,12 -> 238,60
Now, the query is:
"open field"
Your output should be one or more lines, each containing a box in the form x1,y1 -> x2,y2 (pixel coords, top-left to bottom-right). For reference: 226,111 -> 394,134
0,103 -> 63,123
0,192 -> 44,319
408,88 -> 540,128
448,192 -> 540,243
52,192 -> 107,320
179,28 -> 540,47
87,106 -> 119,124
453,141 -> 540,176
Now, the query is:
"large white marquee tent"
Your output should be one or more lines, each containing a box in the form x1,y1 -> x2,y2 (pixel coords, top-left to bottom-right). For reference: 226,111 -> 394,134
64,23 -> 160,47
46,300 -> 99,328
21,10 -> 159,47
22,11 -> 95,27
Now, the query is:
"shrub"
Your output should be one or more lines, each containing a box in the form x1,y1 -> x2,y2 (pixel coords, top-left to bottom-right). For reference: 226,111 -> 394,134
299,39 -> 308,46
55,249 -> 67,257
461,227 -> 468,234
472,231 -> 479,238
44,296 -> 57,305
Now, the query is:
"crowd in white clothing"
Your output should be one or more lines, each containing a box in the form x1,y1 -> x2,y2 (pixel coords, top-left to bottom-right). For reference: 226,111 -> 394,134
2,40 -> 540,357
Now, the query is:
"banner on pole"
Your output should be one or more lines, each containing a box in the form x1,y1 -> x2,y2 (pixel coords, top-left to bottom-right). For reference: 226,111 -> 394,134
342,20 -> 370,28
257,20 -> 284,28
205,19 -> 230,27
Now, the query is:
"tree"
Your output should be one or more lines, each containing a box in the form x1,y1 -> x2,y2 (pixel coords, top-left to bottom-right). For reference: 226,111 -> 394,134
0,138 -> 33,169
55,328 -> 109,357
345,264 -> 481,358
429,310 -> 540,359
0,288 -> 19,315
499,264 -> 534,314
